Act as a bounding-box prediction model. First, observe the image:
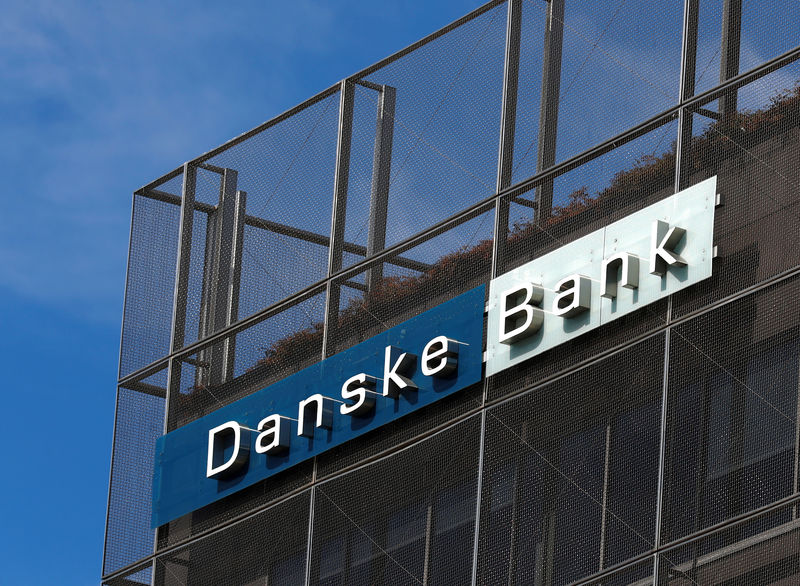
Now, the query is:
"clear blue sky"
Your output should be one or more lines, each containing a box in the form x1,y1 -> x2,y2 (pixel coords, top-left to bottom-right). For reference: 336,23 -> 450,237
0,2 -> 486,584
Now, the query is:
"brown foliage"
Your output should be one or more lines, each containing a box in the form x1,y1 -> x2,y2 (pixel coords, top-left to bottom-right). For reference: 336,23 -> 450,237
199,80 -> 800,393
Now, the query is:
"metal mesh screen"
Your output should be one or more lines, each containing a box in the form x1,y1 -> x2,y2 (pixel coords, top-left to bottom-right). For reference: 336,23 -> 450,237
512,0 -> 683,178
339,84 -> 382,269
154,492 -> 310,586
106,1 -> 800,583
581,560 -> 655,586
500,119 -> 679,276
686,0 -> 800,100
327,208 -> 494,358
238,224 -> 329,317
477,335 -> 664,584
180,208 -> 210,348
309,416 -> 481,585
166,290 -> 326,431
508,0 -> 545,186
119,193 -> 180,377
357,4 -> 506,250
675,61 -> 800,317
658,503 -> 800,584
206,92 -> 340,239
156,460 -> 313,551
103,563 -> 152,586
103,382 -> 165,575
662,274 -> 800,544
317,381 -> 483,480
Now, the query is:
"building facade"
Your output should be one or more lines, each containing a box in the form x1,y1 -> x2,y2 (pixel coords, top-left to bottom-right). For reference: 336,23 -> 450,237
103,1 -> 800,584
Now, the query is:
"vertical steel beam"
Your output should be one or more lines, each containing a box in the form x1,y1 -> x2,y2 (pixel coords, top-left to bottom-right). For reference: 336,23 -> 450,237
329,80 -> 356,279
469,410 -> 488,586
597,420 -> 613,571
792,356 -> 800,519
322,80 -> 355,358
656,0 -> 700,566
303,482 -> 317,586
164,163 -> 197,434
210,169 -> 240,338
681,0 -> 700,101
222,188 -> 247,382
535,0 -> 564,224
506,423 -> 528,586
535,447 -> 560,586
197,169 -> 247,387
719,0 -> 742,117
474,3 -> 524,584
422,500 -> 436,585
475,3 -> 523,582
209,171 -> 245,386
366,85 -> 397,292
675,0 -> 701,190
196,207 -> 218,389
652,327 -> 672,583
169,164 -> 197,355
497,0 -> 523,191
492,0 -> 523,276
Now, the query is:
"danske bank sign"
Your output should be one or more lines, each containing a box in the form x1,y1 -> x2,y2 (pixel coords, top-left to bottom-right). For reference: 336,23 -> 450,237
151,177 -> 717,526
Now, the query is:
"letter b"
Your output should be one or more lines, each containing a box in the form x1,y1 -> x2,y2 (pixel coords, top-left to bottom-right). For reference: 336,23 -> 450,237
498,282 -> 544,345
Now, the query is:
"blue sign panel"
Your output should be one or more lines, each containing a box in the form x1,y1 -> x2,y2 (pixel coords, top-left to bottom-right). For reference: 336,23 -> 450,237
152,285 -> 485,527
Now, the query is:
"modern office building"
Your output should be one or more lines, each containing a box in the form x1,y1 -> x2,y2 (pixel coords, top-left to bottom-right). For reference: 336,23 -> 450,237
103,1 -> 800,584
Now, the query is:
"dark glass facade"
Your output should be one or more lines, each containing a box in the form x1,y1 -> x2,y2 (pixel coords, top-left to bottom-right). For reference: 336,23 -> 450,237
103,1 -> 800,584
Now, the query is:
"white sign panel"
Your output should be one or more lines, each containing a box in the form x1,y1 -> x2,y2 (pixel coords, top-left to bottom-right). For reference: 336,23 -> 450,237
486,176 -> 717,376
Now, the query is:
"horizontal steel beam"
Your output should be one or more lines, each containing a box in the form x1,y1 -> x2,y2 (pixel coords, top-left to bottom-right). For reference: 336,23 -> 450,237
245,217 -> 431,273
140,187 -> 432,274
123,380 -> 167,399
696,107 -> 722,121
511,196 -> 538,209
343,279 -> 368,292
354,79 -> 383,92
197,162 -> 226,175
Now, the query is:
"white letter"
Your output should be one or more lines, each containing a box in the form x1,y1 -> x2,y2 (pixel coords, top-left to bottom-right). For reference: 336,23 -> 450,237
421,335 -> 458,377
340,373 -> 377,416
498,282 -> 544,345
552,275 -> 591,317
383,346 -> 418,398
601,252 -> 639,299
650,220 -> 687,276
297,394 -> 334,438
207,421 -> 250,479
255,414 -> 289,456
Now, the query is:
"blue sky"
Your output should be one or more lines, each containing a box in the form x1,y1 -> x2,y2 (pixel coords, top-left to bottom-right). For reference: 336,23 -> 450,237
0,2 -> 485,584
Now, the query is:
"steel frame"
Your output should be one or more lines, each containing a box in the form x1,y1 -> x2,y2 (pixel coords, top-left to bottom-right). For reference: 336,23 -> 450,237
117,40 -> 800,393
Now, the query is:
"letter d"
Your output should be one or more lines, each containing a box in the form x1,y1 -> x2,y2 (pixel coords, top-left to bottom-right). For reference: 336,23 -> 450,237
207,421 -> 250,479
